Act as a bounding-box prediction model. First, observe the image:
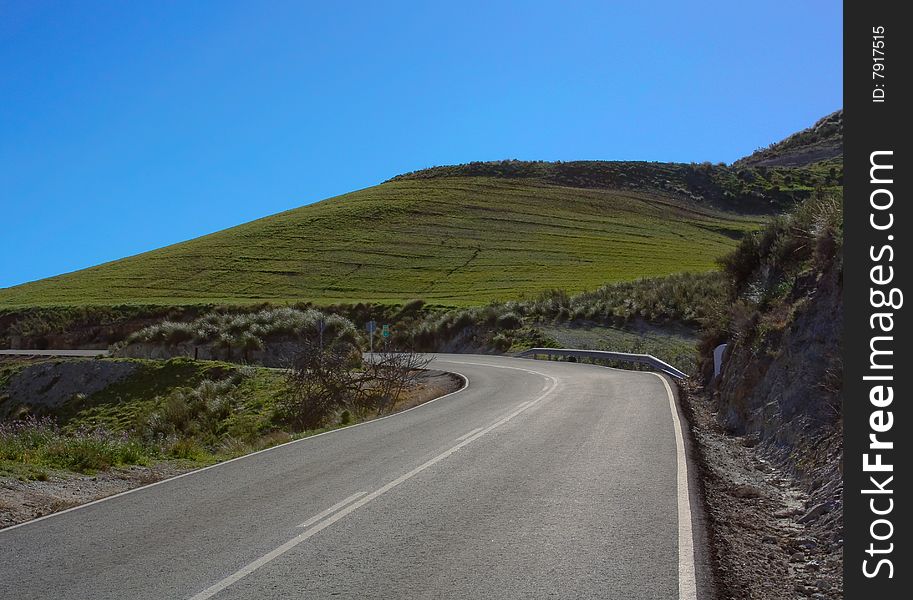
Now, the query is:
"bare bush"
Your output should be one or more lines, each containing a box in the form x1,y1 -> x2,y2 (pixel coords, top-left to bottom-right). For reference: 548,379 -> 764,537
278,337 -> 361,430
358,350 -> 431,415
278,341 -> 430,430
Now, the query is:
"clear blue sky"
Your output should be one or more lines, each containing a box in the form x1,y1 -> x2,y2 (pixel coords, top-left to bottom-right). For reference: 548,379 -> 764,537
1,1 -> 842,289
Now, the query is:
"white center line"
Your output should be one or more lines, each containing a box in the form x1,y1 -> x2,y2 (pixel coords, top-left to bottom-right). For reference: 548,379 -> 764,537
297,492 -> 367,529
188,366 -> 558,600
455,427 -> 483,442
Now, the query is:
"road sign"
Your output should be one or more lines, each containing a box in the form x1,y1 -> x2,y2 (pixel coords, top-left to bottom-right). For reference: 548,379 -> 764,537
366,320 -> 376,333
382,324 -> 390,338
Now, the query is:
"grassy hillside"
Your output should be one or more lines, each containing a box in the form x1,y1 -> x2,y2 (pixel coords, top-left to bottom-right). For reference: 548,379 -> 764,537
2,154 -> 845,309
1,172 -> 777,308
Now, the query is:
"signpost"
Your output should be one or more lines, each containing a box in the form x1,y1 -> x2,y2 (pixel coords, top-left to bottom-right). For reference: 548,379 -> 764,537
366,320 -> 377,353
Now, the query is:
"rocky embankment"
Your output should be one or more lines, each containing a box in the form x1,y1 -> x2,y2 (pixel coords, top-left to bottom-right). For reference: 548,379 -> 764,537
689,190 -> 843,598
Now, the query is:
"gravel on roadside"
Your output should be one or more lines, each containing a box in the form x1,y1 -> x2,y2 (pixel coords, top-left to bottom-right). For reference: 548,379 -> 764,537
681,381 -> 843,599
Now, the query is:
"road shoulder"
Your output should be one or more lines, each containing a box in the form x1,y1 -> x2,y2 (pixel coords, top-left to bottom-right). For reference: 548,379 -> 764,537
678,380 -> 842,599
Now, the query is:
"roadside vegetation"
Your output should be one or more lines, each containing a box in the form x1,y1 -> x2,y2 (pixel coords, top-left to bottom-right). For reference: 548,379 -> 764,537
0,417 -> 148,478
1,336 -> 444,480
0,304 -> 193,351
1,358 -> 279,478
117,306 -> 358,366
0,302 -> 412,353
4,272 -> 723,375
122,307 -> 354,348
697,190 -> 843,383
382,271 -> 721,372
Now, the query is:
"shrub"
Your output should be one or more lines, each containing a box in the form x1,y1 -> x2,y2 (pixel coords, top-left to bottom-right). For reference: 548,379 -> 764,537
124,308 -> 358,361
490,333 -> 511,352
719,190 -> 842,305
699,190 -> 844,381
167,438 -> 207,460
396,299 -> 426,319
396,271 -> 725,354
276,338 -> 362,429
495,312 -> 522,330
146,379 -> 239,445
277,342 -> 429,429
0,416 -> 154,474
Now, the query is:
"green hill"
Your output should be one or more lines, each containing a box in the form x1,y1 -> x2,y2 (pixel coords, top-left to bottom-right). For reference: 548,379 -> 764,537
0,159 -> 838,309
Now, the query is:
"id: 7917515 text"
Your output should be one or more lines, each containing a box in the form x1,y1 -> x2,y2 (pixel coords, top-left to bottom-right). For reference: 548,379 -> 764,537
872,26 -> 885,103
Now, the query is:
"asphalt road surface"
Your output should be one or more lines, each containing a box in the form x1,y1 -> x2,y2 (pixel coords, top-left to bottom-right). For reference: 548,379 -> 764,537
0,349 -> 108,357
0,354 -> 708,599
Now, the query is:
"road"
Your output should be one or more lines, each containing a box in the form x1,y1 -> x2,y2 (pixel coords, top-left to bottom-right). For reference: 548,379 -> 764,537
0,354 -> 708,599
0,349 -> 108,357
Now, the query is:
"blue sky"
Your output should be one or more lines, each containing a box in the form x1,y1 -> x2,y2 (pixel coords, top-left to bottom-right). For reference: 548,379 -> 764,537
0,1 -> 842,288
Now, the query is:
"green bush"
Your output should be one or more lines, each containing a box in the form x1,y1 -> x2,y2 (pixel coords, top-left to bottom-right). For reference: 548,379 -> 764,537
166,438 -> 208,461
146,379 -> 239,445
395,271 -> 724,354
496,312 -> 522,330
0,416 -> 154,474
126,307 -> 356,350
699,190 -> 843,380
719,190 -> 842,305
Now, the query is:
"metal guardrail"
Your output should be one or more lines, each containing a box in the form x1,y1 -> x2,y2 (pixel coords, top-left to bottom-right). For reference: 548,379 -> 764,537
518,347 -> 688,379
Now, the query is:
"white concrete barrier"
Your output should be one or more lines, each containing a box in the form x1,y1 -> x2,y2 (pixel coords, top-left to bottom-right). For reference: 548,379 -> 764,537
713,343 -> 728,377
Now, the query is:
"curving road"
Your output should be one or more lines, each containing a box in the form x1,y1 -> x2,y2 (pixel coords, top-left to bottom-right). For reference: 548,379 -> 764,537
0,354 -> 709,599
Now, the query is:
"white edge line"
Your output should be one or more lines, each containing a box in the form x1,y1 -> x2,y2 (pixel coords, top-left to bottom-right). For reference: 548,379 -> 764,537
455,427 -> 483,442
189,364 -> 560,600
653,372 -> 698,600
297,491 -> 367,528
0,370 -> 470,535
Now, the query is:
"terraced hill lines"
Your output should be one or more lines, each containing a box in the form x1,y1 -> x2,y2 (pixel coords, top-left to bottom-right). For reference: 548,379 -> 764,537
0,173 -> 769,308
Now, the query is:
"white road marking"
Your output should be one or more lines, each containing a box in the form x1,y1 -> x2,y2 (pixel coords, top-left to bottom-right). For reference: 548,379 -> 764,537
455,427 -> 483,442
188,365 -> 559,600
297,492 -> 367,529
653,372 -> 697,600
0,371 -> 469,535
